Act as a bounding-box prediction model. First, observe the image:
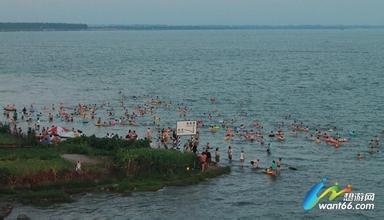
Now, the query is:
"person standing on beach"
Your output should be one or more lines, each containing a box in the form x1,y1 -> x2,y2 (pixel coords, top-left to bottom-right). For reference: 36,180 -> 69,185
75,161 -> 82,173
192,142 -> 198,154
198,152 -> 207,172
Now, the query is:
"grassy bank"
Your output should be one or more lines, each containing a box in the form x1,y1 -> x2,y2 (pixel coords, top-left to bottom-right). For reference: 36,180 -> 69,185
0,129 -> 230,206
1,166 -> 230,206
0,133 -> 22,145
0,148 -> 72,175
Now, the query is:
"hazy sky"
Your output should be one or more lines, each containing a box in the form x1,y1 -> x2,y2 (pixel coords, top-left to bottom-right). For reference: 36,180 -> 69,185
1,0 -> 383,25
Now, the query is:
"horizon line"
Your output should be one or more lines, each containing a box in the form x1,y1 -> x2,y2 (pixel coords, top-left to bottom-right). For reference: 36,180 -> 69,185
1,22 -> 384,27
1,23 -> 384,31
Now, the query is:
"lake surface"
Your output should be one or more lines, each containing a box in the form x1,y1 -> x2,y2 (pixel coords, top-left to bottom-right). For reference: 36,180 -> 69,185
1,30 -> 384,219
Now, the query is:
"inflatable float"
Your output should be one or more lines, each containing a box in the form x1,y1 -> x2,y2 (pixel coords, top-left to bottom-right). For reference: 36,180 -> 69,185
3,104 -> 16,111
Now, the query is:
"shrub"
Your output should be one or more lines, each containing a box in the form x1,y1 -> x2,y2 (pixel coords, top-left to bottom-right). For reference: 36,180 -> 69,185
63,145 -> 90,155
0,123 -> 10,133
22,129 -> 39,147
60,136 -> 89,146
115,148 -> 197,177
57,142 -> 91,155
87,135 -> 150,150
0,148 -> 59,161
57,135 -> 150,154
0,167 -> 11,184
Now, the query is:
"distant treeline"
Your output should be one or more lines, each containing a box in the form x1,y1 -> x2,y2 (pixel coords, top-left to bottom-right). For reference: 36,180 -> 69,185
1,23 -> 383,32
0,23 -> 88,31
89,24 -> 384,31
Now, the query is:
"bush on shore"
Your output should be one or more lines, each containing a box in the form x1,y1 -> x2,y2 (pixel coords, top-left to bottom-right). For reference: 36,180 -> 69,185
115,148 -> 198,177
56,135 -> 151,155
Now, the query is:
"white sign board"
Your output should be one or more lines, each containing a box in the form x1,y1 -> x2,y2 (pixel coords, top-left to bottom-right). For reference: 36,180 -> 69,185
176,121 -> 197,136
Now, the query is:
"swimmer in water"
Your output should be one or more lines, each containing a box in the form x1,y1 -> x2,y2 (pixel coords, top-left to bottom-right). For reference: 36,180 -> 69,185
276,158 -> 282,174
357,153 -> 363,160
266,143 -> 271,155
250,159 -> 260,168
271,160 -> 277,175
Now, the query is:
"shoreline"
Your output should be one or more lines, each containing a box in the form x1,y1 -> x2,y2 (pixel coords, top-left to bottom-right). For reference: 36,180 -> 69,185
1,166 -> 230,205
0,166 -> 230,219
0,127 -> 230,217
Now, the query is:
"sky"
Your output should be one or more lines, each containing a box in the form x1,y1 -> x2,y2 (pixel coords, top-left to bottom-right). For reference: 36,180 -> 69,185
0,0 -> 383,25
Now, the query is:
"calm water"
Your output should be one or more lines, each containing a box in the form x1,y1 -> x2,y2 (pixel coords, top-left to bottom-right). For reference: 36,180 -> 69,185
1,30 -> 384,219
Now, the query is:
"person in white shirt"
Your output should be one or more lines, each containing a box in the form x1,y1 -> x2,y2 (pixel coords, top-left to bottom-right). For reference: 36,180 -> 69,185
75,161 -> 82,173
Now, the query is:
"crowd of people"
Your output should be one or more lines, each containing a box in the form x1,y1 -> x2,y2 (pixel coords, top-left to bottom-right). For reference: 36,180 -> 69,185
1,93 -> 382,176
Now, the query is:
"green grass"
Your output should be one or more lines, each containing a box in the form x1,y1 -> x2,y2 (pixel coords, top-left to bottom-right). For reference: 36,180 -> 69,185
56,141 -> 114,156
56,142 -> 92,155
0,131 -> 231,206
0,133 -> 22,145
0,147 -> 72,176
0,147 -> 59,161
115,148 -> 197,177
0,165 -> 230,205
56,135 -> 150,154
0,158 -> 72,176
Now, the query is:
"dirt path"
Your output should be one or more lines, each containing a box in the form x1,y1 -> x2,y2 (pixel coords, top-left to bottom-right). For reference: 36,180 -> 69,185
61,154 -> 101,165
